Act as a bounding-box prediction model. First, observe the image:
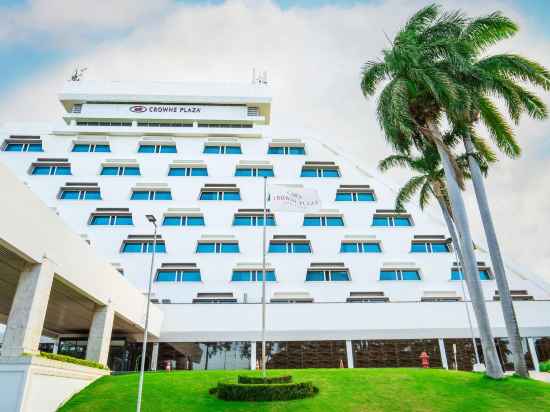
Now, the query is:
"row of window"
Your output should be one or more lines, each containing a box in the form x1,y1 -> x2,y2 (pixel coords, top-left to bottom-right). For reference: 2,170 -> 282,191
152,268 -> 491,283
4,141 -> 308,155
119,239 -> 448,254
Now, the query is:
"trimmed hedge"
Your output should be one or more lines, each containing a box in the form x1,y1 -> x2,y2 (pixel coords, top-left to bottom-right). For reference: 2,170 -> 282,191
238,375 -> 292,384
540,360 -> 550,372
215,381 -> 319,402
38,352 -> 108,370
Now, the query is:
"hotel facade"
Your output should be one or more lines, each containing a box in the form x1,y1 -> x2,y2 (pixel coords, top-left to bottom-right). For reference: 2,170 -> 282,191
1,80 -> 550,373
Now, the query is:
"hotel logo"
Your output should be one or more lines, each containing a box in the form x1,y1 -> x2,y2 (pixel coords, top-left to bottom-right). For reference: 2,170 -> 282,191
129,105 -> 147,113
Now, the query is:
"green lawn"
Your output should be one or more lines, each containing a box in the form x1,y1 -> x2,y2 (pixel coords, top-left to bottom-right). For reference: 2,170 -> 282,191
59,368 -> 550,412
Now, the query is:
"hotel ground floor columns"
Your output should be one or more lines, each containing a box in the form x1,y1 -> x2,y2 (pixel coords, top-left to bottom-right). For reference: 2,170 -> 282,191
346,340 -> 354,368
527,338 -> 540,372
2,259 -> 55,357
438,339 -> 449,369
85,304 -> 114,366
151,343 -> 159,371
250,341 -> 257,370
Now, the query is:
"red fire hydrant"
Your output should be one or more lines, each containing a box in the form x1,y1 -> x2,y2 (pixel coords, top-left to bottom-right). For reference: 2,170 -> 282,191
420,351 -> 430,368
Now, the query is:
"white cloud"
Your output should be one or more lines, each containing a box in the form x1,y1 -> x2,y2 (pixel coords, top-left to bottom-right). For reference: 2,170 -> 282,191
1,0 -> 549,279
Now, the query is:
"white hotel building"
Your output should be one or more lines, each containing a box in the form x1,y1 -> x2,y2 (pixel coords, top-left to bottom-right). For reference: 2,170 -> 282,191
1,80 -> 550,372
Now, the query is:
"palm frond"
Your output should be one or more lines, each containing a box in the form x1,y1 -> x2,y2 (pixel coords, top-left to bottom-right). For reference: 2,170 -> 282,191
478,96 -> 520,157
462,12 -> 517,52
378,154 -> 413,172
395,175 -> 426,211
418,181 -> 433,210
476,54 -> 550,91
361,61 -> 389,97
403,4 -> 440,34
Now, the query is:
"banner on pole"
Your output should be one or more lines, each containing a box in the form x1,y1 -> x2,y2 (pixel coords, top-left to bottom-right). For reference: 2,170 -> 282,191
268,185 -> 321,213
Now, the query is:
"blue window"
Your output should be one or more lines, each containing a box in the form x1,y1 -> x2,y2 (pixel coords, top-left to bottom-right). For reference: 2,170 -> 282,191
72,144 -> 110,152
5,142 -> 43,152
100,166 -> 140,176
411,241 -> 450,253
267,146 -> 305,155
300,167 -> 340,177
90,214 -> 133,225
155,270 -> 201,282
168,167 -> 208,176
122,241 -> 166,253
340,242 -> 382,253
31,165 -> 71,175
131,191 -> 172,200
303,216 -> 344,227
233,215 -> 275,226
203,145 -> 242,154
138,144 -> 177,153
200,191 -> 241,200
235,168 -> 274,177
380,269 -> 420,281
336,191 -> 375,201
373,215 -> 412,227
268,241 -> 311,253
306,270 -> 350,282
231,270 -> 276,282
162,215 -> 205,226
60,189 -> 101,200
451,269 -> 491,281
196,242 -> 239,253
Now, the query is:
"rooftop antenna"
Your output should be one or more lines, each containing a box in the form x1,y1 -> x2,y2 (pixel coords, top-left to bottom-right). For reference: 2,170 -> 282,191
262,71 -> 268,85
251,68 -> 268,85
70,66 -> 87,81
251,68 -> 256,84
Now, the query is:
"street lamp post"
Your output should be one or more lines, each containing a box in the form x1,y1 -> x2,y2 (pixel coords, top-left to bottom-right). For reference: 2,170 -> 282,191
136,214 -> 157,412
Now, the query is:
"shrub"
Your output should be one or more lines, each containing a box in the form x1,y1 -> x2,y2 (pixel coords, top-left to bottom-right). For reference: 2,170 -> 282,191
238,375 -> 292,384
215,381 -> 318,402
540,360 -> 550,373
38,352 -> 108,370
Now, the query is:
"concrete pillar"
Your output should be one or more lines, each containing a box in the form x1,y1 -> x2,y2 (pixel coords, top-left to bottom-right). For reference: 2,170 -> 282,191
2,260 -> 55,357
86,304 -> 114,366
438,338 -> 448,369
250,341 -> 257,370
346,340 -> 354,368
527,338 -> 539,372
151,342 -> 159,371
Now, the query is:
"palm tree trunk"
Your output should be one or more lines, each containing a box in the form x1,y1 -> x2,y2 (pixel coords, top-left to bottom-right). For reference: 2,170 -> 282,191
463,136 -> 529,377
426,119 -> 504,379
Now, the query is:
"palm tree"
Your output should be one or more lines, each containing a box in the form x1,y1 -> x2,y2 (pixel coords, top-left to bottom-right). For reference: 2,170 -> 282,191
361,4 -> 505,378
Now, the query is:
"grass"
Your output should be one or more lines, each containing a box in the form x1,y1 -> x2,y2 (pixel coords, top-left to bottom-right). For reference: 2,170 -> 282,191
58,368 -> 550,412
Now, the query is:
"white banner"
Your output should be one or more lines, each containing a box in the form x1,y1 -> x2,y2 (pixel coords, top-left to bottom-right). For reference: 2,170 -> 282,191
268,185 -> 321,213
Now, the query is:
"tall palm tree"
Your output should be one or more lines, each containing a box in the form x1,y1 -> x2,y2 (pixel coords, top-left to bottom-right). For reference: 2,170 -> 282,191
361,4 -> 505,378
437,13 -> 550,378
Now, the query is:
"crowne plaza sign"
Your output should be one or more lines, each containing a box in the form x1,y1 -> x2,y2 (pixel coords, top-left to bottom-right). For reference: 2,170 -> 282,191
129,105 -> 201,113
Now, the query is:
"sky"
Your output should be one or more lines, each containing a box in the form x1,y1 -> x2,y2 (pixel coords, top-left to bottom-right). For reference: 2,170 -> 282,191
0,0 -> 549,280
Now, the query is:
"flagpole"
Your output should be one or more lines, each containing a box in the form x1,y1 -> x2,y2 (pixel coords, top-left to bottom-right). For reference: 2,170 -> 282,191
261,176 -> 267,378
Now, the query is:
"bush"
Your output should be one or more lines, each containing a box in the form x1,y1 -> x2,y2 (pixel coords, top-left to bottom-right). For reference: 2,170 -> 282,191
238,375 -> 292,384
540,360 -> 550,372
215,381 -> 318,402
38,352 -> 108,370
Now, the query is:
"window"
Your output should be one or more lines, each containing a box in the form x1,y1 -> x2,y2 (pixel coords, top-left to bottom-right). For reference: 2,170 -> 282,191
335,192 -> 375,201
200,191 -> 241,200
100,166 -> 140,176
60,189 -> 101,200
137,121 -> 192,128
303,216 -> 344,227
138,144 -> 177,153
233,215 -> 275,226
72,144 -> 110,152
131,190 -> 172,200
76,121 -> 131,127
162,215 -> 205,226
372,215 -> 412,227
267,146 -> 305,155
168,167 -> 208,176
451,268 -> 492,281
306,270 -> 350,282
231,270 -> 276,282
203,145 -> 242,154
198,123 -> 252,128
268,241 -> 311,253
4,142 -> 43,152
196,242 -> 240,253
235,167 -> 274,177
90,214 -> 133,225
340,242 -> 382,253
300,167 -> 340,177
32,165 -> 71,175
122,241 -> 166,253
380,269 -> 421,281
411,241 -> 450,253
155,270 -> 201,282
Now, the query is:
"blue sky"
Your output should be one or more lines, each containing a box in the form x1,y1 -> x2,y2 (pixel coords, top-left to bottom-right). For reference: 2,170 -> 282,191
0,0 -> 548,94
